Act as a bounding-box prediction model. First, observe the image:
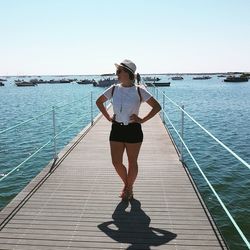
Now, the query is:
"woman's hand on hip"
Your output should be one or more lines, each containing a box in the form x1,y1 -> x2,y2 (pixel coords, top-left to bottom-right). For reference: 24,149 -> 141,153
130,114 -> 143,123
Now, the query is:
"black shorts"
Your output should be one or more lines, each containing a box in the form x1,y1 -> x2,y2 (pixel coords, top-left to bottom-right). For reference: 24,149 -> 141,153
109,122 -> 143,143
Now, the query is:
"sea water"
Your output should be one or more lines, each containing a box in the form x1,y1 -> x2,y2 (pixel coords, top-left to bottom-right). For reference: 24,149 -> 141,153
0,75 -> 249,249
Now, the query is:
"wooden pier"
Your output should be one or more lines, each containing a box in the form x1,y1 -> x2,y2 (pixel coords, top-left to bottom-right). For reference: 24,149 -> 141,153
0,104 -> 227,249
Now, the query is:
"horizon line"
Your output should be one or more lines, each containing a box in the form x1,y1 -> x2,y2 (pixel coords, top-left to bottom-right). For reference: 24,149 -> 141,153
1,71 -> 249,77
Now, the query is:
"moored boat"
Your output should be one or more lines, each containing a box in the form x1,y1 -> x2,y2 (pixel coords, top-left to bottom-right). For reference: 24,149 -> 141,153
171,76 -> 183,80
77,79 -> 96,85
193,76 -> 212,80
217,74 -> 228,78
15,80 -> 37,87
100,73 -> 115,77
94,78 -> 117,87
0,82 -> 4,86
31,79 -> 74,84
224,76 -> 248,82
143,77 -> 161,82
145,81 -> 170,87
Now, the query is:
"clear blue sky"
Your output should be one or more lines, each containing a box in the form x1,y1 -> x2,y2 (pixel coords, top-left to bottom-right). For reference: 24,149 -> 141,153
1,0 -> 249,75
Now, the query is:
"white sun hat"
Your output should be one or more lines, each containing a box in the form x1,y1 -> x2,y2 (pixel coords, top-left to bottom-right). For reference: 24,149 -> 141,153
115,59 -> 136,74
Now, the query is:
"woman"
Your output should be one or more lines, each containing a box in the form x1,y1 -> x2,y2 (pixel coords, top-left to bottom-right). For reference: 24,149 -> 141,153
96,59 -> 161,201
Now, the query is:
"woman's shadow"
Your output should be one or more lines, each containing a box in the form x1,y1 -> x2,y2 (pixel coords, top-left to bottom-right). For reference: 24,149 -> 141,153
98,199 -> 177,250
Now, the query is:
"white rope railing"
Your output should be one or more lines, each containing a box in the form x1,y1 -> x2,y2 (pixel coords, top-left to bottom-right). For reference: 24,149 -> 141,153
0,93 -> 92,135
147,82 -> 250,249
162,108 -> 250,249
149,82 -> 250,169
0,139 -> 51,182
0,110 -> 52,135
55,93 -> 91,110
0,92 -> 97,183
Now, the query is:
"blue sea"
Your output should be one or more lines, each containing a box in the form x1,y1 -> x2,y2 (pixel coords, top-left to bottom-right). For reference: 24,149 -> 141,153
0,75 -> 249,249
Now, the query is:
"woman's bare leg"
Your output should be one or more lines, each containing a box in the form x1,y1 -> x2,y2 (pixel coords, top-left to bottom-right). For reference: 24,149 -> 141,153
125,142 -> 142,193
110,141 -> 127,186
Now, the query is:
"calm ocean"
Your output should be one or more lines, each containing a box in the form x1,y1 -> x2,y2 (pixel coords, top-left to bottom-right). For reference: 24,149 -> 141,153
0,75 -> 249,249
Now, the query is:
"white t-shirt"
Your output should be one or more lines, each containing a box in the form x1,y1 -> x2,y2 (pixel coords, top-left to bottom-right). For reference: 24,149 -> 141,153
103,84 -> 152,125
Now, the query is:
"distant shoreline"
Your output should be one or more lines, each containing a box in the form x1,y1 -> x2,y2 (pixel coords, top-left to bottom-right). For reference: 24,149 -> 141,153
0,71 -> 248,77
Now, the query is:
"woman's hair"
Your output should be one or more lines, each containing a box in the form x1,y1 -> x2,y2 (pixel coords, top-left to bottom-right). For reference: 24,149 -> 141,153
122,67 -> 135,80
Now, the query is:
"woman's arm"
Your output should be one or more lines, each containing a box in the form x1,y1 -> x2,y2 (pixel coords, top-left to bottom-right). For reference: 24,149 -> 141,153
130,97 -> 161,123
96,95 -> 113,122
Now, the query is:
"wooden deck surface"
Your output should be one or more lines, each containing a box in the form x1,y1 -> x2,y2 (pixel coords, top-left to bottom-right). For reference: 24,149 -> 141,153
0,104 -> 227,249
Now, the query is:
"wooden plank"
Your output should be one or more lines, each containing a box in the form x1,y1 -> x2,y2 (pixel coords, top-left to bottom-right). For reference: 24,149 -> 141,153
0,104 -> 227,249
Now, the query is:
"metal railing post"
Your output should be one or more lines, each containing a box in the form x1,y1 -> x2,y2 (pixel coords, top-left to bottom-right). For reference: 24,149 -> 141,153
91,91 -> 93,125
162,91 -> 165,124
180,105 -> 184,161
52,106 -> 58,161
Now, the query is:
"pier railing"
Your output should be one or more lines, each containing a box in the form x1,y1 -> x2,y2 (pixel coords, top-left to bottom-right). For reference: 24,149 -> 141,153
148,82 -> 250,249
0,92 -> 100,192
